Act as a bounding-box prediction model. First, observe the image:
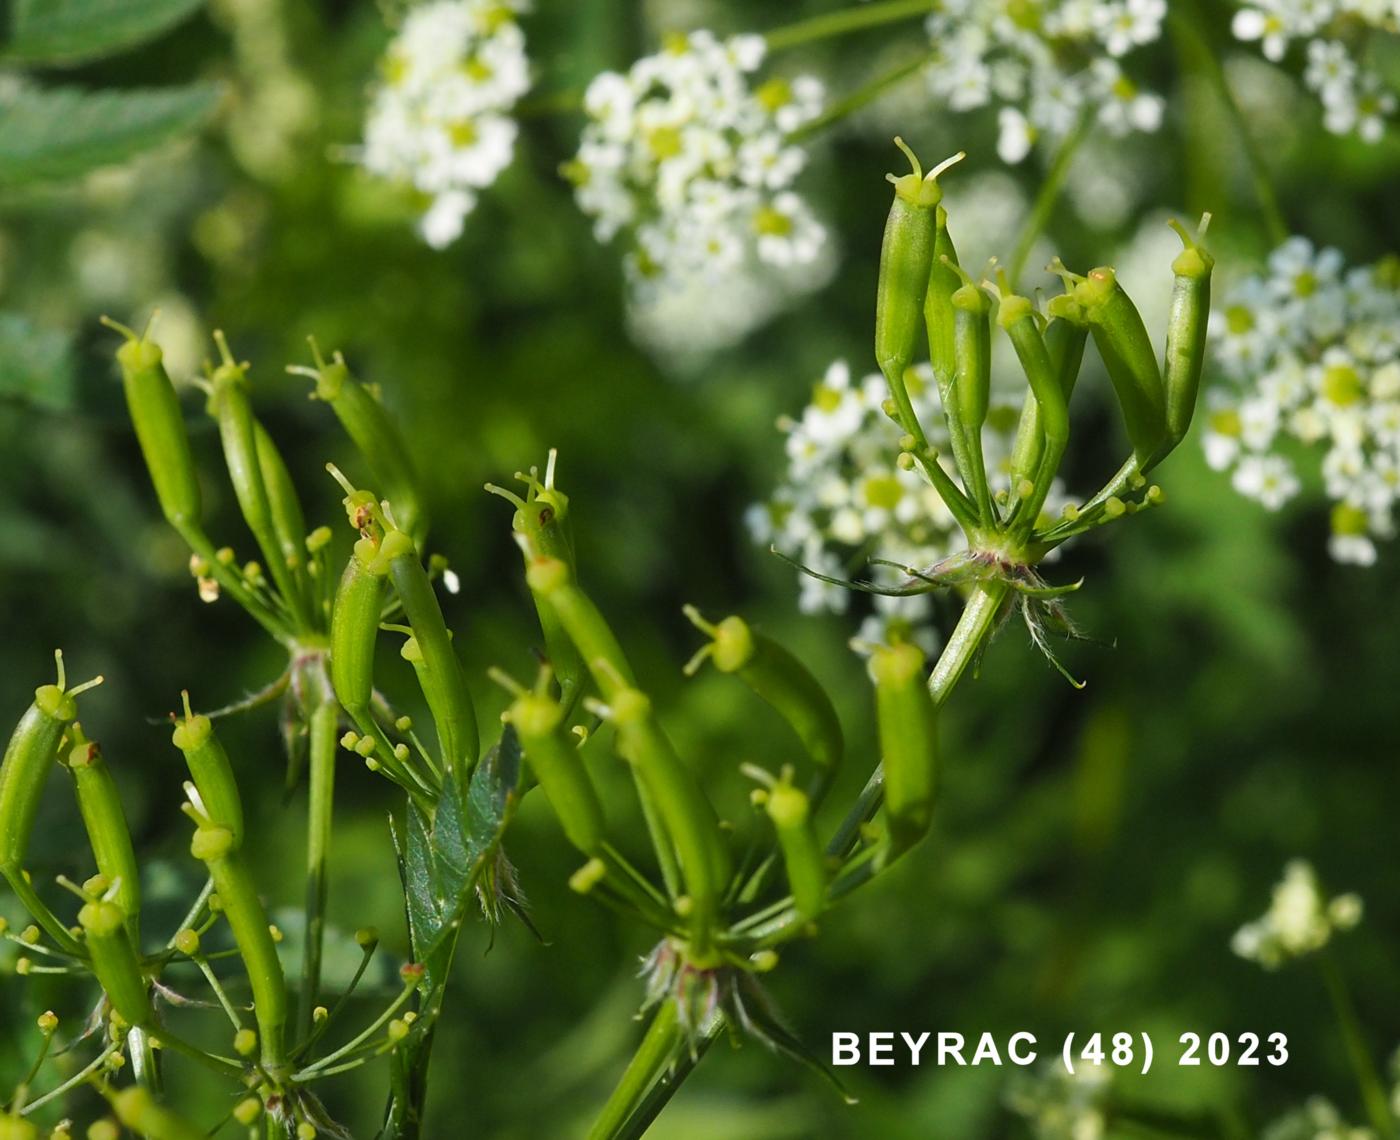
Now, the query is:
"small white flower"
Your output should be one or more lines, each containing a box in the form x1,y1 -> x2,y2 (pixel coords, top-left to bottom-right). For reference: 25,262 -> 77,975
361,0 -> 531,246
1233,860 -> 1363,969
1232,454 -> 1300,510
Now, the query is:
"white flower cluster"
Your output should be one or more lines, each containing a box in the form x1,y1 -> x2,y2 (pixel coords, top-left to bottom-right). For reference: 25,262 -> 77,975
747,360 -> 1070,651
568,31 -> 826,305
361,0 -> 530,249
1263,1095 -> 1383,1140
1204,238 -> 1400,565
1004,1062 -> 1111,1140
1232,1 -> 1398,141
1231,859 -> 1363,970
923,0 -> 1168,165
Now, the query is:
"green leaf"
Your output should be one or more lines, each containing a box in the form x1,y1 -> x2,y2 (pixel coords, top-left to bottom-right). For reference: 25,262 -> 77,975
3,0 -> 207,66
0,312 -> 76,410
420,727 -> 523,967
0,83 -> 220,189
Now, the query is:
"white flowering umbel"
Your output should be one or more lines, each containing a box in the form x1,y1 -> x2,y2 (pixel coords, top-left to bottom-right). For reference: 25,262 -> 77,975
1204,238 -> 1400,564
1262,1095 -> 1380,1140
1232,1 -> 1398,142
924,0 -> 1168,164
361,0 -> 530,249
568,31 -> 826,326
1004,1062 -> 1111,1140
747,360 -> 1069,651
1232,860 -> 1364,970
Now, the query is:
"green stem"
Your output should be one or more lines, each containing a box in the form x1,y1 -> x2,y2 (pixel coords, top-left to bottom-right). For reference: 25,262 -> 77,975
1168,6 -> 1288,246
826,579 -> 1009,856
789,51 -> 931,142
927,580 -> 1009,701
1007,113 -> 1089,287
1318,952 -> 1396,1140
765,0 -> 933,52
608,1021 -> 720,1140
2,865 -> 85,957
586,1001 -> 683,1140
299,699 -> 340,1041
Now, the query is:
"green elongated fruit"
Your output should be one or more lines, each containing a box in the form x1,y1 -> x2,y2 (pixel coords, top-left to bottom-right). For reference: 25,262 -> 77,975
171,694 -> 244,849
190,825 -> 286,1070
66,737 -> 141,944
762,777 -> 826,925
111,1088 -> 206,1140
875,141 -> 964,439
872,642 -> 938,854
297,346 -> 427,541
683,610 -> 842,790
330,539 -> 387,719
0,657 -> 99,870
526,557 -> 634,699
1009,301 -> 1088,488
941,258 -> 995,522
379,527 -> 478,774
1159,216 -> 1215,456
491,456 -> 586,705
254,421 -> 309,580
610,687 -> 729,957
103,318 -> 202,535
208,337 -> 310,631
924,206 -> 960,406
510,691 -> 605,855
1075,267 -> 1167,464
79,898 -> 152,1027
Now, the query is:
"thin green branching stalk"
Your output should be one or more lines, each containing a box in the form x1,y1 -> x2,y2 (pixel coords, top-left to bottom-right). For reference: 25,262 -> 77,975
299,699 -> 340,1039
790,52 -> 932,143
1168,4 -> 1288,246
765,0 -> 934,52
1318,951 -> 1397,1140
586,1000 -> 683,1140
19,1046 -> 120,1116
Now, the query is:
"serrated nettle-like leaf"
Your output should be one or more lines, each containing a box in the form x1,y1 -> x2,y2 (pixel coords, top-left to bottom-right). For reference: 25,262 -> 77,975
3,0 -> 207,66
0,83 -> 220,189
395,801 -> 441,958
419,727 -> 524,965
0,313 -> 76,410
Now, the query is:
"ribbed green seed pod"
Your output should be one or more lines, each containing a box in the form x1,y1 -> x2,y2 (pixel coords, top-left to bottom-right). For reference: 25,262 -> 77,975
510,691 -> 605,856
924,206 -> 961,406
1159,216 -> 1215,459
330,539 -> 387,719
253,421 -> 309,580
103,318 -> 202,535
0,657 -> 99,870
79,898 -> 152,1028
65,736 -> 141,944
683,610 -> 842,791
610,687 -> 729,958
381,527 -> 477,774
490,457 -> 586,705
872,642 -> 938,854
1075,268 -> 1167,464
762,777 -> 826,925
171,694 -> 244,849
189,825 -> 286,1071
525,557 -> 634,700
297,346 -> 427,541
875,142 -> 964,440
207,336 -> 310,631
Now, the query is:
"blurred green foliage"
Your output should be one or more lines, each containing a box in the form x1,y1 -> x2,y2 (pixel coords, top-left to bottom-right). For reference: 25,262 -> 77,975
2,1 -> 1398,1137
